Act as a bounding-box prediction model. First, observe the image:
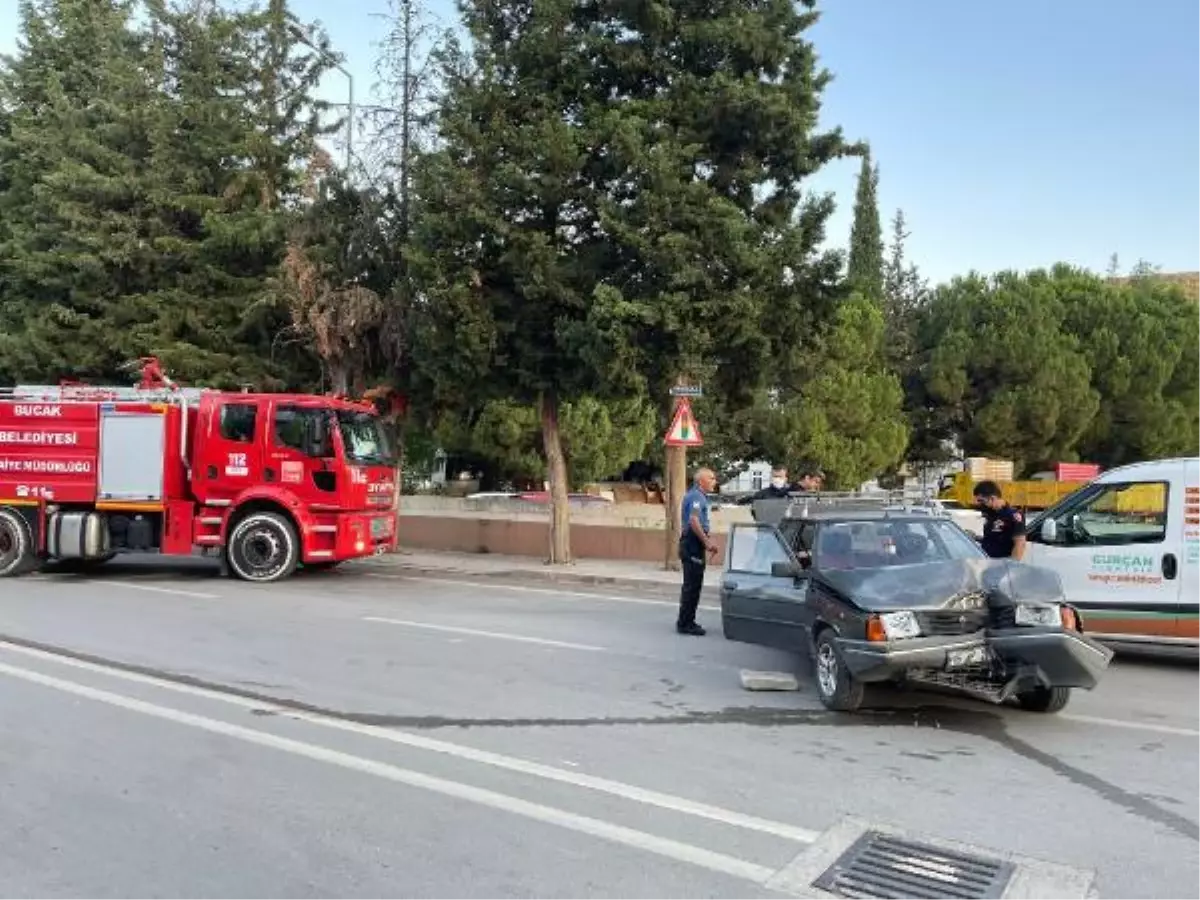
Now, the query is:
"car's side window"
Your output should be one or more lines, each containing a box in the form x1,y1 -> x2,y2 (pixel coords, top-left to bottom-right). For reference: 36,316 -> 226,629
797,523 -> 816,553
728,526 -> 793,575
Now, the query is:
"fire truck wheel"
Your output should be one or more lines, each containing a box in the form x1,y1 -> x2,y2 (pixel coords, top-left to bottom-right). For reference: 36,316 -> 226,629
0,508 -> 36,577
226,511 -> 300,583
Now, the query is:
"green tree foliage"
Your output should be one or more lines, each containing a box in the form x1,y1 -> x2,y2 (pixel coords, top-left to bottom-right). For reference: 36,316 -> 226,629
436,396 -> 658,490
910,267 -> 1101,473
0,0 -> 335,389
752,294 -> 907,488
409,0 -> 620,560
847,152 -> 883,300
1064,272 -> 1199,466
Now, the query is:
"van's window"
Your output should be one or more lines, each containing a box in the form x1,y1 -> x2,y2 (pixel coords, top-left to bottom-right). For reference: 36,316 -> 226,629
219,404 -> 257,443
1043,481 -> 1169,546
728,526 -> 792,575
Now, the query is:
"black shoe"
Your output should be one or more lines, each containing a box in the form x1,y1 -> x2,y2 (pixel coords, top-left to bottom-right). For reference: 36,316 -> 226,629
676,622 -> 706,636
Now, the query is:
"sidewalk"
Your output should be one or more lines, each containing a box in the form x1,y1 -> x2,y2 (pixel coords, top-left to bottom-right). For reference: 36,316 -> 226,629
355,548 -> 717,598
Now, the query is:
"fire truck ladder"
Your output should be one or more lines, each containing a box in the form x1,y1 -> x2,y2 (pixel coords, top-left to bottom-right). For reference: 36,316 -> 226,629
0,384 -> 207,403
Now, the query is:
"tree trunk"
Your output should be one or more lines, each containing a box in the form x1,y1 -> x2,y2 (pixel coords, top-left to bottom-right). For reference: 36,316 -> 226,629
539,392 -> 572,564
329,363 -> 350,397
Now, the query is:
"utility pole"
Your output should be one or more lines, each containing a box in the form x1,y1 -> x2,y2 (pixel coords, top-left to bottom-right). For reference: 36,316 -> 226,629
290,26 -> 354,171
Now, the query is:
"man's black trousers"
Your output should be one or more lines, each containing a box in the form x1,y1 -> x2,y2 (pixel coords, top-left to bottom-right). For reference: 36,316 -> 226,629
677,555 -> 706,628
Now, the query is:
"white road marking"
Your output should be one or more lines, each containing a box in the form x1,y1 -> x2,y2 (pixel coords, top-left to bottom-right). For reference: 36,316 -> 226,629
23,576 -> 218,600
0,640 -> 819,844
365,572 -> 721,611
0,658 -> 777,885
1058,713 -> 1199,738
362,616 -> 607,652
112,582 -> 219,600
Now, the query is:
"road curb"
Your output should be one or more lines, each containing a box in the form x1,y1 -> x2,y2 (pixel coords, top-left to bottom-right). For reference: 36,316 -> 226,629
353,559 -> 720,599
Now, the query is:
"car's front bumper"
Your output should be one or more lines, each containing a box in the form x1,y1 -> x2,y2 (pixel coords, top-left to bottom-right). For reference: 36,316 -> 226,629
837,627 -> 1114,690
988,627 -> 1114,689
839,633 -> 991,683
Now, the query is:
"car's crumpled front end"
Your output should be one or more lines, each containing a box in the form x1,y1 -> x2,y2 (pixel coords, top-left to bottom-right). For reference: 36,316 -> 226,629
820,559 -> 1114,695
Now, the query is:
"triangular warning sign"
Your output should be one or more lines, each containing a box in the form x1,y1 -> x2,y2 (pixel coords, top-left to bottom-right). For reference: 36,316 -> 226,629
664,398 -> 704,447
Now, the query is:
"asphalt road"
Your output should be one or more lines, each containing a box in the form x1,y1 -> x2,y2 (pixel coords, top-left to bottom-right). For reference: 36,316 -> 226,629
0,557 -> 1196,899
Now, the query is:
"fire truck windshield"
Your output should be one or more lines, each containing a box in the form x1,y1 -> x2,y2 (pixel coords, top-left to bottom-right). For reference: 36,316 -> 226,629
335,410 -> 395,466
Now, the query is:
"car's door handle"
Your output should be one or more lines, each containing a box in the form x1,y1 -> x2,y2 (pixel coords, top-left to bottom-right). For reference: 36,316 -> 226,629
1162,553 -> 1178,580
722,580 -> 739,591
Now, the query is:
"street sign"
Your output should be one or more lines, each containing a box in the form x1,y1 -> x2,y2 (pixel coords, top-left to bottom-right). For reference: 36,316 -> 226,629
664,398 -> 703,447
669,385 -> 703,398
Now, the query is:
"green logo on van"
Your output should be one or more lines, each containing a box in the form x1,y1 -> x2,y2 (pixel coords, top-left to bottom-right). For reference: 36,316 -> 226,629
1091,554 -> 1155,574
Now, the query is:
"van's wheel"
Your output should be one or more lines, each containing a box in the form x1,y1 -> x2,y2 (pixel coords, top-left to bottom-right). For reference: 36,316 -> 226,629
0,508 -> 36,577
226,511 -> 300,584
1016,685 -> 1071,714
813,629 -> 865,712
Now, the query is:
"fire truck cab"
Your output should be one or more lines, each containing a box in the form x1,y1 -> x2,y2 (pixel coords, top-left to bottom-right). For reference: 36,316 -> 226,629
0,359 -> 399,583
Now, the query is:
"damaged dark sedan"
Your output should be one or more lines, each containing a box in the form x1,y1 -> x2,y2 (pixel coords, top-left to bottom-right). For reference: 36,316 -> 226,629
720,497 -> 1113,713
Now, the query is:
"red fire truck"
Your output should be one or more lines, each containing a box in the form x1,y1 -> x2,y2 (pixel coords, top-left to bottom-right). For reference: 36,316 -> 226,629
0,359 -> 398,583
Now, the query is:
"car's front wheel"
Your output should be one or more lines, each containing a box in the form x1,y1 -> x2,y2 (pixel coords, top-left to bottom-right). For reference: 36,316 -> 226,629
1016,685 -> 1071,714
813,629 -> 865,712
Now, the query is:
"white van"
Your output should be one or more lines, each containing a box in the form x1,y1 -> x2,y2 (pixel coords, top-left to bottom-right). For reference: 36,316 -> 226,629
1023,457 -> 1199,649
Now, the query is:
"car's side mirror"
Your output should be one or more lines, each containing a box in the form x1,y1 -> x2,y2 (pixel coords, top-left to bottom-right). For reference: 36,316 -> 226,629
771,560 -> 803,579
1040,519 -> 1058,543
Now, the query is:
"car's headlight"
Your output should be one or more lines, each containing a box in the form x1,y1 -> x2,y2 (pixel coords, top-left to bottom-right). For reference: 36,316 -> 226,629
879,610 -> 922,640
1015,603 -> 1063,628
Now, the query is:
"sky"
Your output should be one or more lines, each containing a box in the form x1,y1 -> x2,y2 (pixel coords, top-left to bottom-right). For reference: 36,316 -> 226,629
2,0 -> 1197,283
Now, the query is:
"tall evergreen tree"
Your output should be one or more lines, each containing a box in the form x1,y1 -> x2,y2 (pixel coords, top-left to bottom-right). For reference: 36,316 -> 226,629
0,0 -> 339,389
410,0 -> 616,562
0,0 -> 160,381
847,151 -> 883,299
558,0 -> 857,562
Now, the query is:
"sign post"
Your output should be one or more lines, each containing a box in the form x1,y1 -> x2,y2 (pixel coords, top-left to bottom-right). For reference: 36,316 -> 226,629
662,388 -> 705,570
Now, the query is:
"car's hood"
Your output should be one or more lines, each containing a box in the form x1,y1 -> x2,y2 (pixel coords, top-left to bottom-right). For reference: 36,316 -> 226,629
815,558 -> 1066,611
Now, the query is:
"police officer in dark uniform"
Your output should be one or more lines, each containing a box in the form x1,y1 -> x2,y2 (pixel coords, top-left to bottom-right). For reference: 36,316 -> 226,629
677,467 -> 719,635
973,480 -> 1027,560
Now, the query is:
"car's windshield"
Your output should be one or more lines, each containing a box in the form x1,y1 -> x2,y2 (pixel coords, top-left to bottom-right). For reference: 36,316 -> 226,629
815,518 -> 984,570
335,410 -> 395,466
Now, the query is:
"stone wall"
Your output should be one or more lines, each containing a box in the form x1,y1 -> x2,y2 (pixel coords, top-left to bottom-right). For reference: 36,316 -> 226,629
397,496 -> 754,561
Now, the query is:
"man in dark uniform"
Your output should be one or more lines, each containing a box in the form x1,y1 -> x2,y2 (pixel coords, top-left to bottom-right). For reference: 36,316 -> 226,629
750,465 -> 795,501
973,480 -> 1027,560
677,467 -> 719,635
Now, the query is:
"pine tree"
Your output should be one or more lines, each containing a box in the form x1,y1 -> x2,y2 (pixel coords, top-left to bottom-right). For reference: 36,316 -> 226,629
409,0 -> 616,562
847,151 -> 883,300
0,0 -> 338,389
0,0 -> 160,381
560,0 -> 857,562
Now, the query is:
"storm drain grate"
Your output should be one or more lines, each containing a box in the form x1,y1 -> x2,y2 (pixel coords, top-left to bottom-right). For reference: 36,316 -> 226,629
813,830 -> 1016,899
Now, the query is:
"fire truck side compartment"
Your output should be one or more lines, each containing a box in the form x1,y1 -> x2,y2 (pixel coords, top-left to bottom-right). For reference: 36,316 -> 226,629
98,411 -> 166,501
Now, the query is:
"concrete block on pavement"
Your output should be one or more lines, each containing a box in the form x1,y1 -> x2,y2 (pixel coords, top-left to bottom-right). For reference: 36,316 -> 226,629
739,670 -> 800,691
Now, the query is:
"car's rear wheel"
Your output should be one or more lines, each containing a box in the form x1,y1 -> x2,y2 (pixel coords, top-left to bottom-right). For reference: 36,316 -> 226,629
813,629 -> 865,712
1016,685 -> 1071,713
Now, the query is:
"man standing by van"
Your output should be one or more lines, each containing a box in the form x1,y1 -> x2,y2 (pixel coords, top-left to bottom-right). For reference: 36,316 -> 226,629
973,480 -> 1027,561
677,467 -> 719,636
